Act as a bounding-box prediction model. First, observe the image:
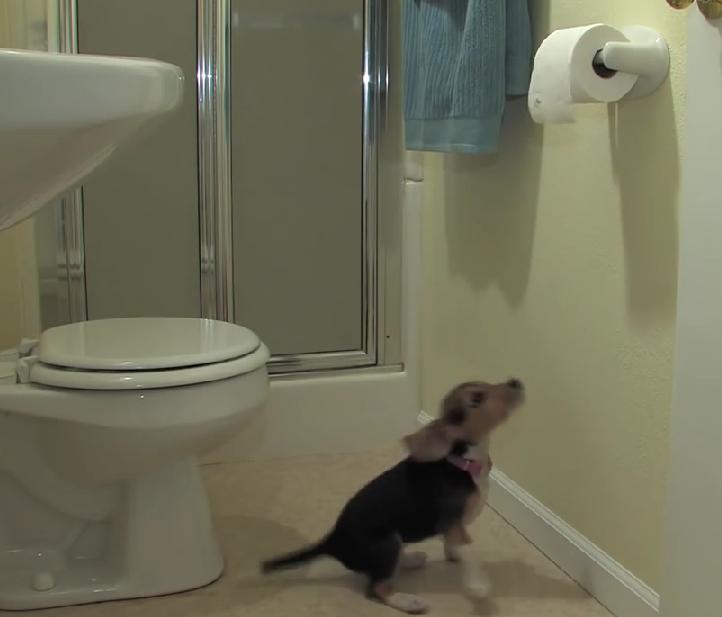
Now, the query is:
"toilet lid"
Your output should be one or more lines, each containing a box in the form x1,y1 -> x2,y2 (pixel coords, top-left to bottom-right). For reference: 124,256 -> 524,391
36,318 -> 261,371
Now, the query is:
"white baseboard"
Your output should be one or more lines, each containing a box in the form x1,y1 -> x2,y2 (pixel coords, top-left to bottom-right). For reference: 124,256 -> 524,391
489,470 -> 660,617
416,411 -> 660,617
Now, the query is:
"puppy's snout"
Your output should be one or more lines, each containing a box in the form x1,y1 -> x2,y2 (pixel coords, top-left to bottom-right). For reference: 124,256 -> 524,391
507,378 -> 523,391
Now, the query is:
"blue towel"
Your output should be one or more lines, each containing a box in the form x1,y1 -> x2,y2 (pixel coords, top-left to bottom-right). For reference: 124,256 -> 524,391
403,0 -> 532,155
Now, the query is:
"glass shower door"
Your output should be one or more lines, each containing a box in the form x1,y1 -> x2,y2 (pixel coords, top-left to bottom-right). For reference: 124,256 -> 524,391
227,0 -> 381,371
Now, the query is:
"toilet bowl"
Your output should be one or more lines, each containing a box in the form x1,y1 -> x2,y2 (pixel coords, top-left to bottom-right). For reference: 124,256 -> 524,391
0,317 -> 270,610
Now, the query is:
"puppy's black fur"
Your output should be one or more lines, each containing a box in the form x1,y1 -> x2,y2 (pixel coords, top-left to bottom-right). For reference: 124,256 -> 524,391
262,446 -> 475,588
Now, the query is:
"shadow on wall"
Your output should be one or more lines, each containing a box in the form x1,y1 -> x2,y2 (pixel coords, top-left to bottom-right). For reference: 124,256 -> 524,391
440,2 -> 549,309
442,99 -> 543,308
609,77 -> 680,329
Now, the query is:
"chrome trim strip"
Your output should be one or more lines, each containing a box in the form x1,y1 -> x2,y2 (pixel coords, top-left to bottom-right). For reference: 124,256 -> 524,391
58,0 -> 77,53
197,0 -> 234,321
59,189 -> 87,322
271,362 -> 404,382
359,0 -> 382,367
57,0 -> 87,323
375,0 -> 403,366
271,350 -> 373,374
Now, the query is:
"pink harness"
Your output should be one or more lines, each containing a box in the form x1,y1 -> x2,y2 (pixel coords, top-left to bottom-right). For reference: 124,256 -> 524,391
445,455 -> 493,478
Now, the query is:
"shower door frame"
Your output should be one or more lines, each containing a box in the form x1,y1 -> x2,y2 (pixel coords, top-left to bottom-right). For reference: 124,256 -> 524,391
55,0 -> 393,374
56,0 -> 87,325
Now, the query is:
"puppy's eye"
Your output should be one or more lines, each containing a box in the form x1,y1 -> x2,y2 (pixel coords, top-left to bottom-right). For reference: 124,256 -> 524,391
471,391 -> 486,406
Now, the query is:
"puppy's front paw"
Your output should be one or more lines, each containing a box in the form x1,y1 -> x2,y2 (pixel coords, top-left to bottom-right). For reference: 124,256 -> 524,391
444,545 -> 461,562
465,568 -> 492,599
386,592 -> 429,614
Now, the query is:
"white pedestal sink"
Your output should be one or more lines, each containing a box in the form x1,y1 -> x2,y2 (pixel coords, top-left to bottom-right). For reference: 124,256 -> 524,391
0,49 -> 183,231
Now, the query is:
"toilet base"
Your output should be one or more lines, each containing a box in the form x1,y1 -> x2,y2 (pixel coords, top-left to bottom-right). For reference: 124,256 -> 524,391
0,458 -> 224,610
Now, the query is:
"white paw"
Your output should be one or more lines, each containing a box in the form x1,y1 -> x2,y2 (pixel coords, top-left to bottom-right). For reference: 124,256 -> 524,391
387,592 -> 429,614
444,545 -> 461,562
465,569 -> 492,599
400,551 -> 427,570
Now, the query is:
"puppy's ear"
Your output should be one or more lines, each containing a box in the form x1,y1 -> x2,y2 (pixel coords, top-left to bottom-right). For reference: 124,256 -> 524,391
404,384 -> 471,461
403,419 -> 459,462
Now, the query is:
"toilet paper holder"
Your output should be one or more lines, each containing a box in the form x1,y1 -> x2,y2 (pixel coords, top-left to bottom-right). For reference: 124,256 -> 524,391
591,26 -> 670,99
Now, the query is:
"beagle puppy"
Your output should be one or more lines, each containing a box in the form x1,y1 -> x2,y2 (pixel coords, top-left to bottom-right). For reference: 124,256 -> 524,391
261,379 -> 525,614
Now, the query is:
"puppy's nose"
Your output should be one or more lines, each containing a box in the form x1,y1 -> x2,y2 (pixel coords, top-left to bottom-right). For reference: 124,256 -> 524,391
507,378 -> 523,391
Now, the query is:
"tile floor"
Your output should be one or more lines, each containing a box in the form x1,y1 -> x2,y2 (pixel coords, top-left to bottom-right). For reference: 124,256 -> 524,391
6,447 -> 612,617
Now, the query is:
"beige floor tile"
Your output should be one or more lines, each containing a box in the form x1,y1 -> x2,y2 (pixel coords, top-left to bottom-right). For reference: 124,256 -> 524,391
4,447 -> 611,617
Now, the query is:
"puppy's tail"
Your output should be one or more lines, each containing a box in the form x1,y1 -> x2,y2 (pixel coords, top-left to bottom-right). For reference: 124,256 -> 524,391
261,538 -> 329,574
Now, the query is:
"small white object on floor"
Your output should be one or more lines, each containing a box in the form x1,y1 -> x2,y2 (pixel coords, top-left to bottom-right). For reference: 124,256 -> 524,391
386,592 -> 429,615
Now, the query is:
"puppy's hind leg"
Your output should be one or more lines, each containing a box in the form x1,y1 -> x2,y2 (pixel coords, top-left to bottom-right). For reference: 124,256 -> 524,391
365,535 -> 429,615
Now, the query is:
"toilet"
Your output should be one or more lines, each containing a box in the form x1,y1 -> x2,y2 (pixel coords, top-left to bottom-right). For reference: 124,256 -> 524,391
0,317 -> 270,610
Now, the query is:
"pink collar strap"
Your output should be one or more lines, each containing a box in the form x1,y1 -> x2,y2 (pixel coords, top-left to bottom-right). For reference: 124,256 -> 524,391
445,454 -> 492,478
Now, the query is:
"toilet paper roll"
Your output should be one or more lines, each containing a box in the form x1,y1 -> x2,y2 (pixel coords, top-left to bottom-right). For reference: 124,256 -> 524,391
528,24 -> 639,124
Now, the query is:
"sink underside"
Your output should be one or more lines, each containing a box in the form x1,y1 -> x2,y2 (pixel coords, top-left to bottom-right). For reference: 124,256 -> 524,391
0,49 -> 183,231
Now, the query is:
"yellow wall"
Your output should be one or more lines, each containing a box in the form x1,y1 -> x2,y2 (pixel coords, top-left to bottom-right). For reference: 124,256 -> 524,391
0,4 -> 21,350
0,228 -> 24,350
421,1 -> 685,589
0,0 -> 47,348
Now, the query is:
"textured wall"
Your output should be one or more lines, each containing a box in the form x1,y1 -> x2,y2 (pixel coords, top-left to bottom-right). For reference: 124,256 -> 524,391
0,228 -> 24,350
0,0 -> 46,349
662,11 -> 722,617
420,0 -> 685,588
0,4 -> 22,350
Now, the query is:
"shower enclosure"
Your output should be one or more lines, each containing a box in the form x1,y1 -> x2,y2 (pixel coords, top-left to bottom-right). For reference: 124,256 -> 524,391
37,0 -> 403,374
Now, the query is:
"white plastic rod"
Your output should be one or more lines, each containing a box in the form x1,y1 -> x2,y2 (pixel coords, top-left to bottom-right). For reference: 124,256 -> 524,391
598,40 -> 663,76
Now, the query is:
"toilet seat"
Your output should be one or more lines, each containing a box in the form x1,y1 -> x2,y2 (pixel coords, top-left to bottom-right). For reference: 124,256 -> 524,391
26,318 -> 269,390
29,347 -> 269,390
